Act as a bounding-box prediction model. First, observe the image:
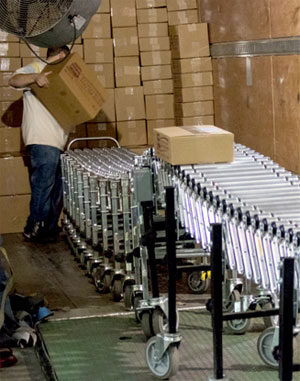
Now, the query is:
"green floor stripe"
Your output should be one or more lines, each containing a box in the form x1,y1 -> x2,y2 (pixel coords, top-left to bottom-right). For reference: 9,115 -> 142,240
38,311 -> 300,381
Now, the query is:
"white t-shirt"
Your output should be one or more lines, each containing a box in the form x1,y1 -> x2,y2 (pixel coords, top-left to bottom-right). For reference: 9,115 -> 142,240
13,60 -> 68,151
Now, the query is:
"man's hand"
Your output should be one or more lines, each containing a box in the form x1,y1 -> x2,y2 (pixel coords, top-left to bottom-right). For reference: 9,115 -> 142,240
9,71 -> 52,89
35,72 -> 52,88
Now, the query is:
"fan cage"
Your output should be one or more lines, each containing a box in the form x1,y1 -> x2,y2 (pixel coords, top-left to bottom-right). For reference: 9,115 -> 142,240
0,0 -> 73,37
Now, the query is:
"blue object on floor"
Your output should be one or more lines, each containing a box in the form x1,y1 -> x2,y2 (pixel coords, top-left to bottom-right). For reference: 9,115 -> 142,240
34,307 -> 53,324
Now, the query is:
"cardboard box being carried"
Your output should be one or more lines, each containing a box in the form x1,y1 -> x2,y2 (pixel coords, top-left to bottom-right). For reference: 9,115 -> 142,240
154,125 -> 234,165
30,53 -> 108,133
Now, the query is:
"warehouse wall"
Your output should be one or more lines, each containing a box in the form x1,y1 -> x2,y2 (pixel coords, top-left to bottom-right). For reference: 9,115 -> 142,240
198,0 -> 300,173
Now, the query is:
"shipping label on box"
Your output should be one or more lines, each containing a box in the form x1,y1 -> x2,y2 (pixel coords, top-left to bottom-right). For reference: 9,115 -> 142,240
137,8 -> 168,23
111,0 -> 137,27
143,79 -> 174,95
138,22 -> 169,37
113,27 -> 139,57
117,120 -> 147,146
172,57 -> 212,73
154,125 -> 234,165
30,53 -> 108,132
169,23 -> 209,58
141,64 -> 172,81
115,86 -> 146,121
175,86 -> 213,102
168,9 -> 199,25
139,36 -> 170,51
136,0 -> 166,8
145,94 -> 175,119
174,71 -> 213,87
115,56 -> 141,87
82,14 -> 111,38
141,50 -> 172,66
84,39 -> 113,63
166,0 -> 197,11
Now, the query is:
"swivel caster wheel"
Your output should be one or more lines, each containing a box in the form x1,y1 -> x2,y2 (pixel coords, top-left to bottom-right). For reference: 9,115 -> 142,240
151,309 -> 180,336
141,311 -> 154,339
187,271 -> 210,294
123,285 -> 133,310
111,279 -> 123,302
146,337 -> 179,380
257,327 -> 279,368
223,289 -> 241,313
94,272 -> 111,294
226,318 -> 253,335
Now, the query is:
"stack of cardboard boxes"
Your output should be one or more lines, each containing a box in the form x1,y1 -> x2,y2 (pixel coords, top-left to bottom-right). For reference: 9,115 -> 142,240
166,0 -> 214,126
167,0 -> 199,26
112,0 -> 147,149
82,0 -> 115,149
0,33 -> 31,234
137,0 -> 175,146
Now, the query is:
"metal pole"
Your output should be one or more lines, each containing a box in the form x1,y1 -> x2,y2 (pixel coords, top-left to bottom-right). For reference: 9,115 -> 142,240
165,186 -> 177,334
211,223 -> 224,380
141,202 -> 159,298
279,257 -> 294,381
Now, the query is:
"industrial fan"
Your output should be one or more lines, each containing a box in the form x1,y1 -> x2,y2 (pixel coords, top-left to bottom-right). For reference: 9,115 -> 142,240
0,0 -> 102,48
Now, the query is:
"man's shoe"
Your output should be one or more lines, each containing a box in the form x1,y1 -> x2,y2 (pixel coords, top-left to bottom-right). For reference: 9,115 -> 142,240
23,222 -> 46,243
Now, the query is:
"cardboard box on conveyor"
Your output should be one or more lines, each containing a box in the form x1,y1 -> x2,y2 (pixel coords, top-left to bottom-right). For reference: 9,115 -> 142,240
154,125 -> 234,165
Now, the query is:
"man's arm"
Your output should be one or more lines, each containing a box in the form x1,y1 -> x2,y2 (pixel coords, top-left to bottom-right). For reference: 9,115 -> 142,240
9,72 -> 51,89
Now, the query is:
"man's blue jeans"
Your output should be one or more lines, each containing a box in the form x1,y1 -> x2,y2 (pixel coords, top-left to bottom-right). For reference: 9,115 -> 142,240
26,144 -> 63,233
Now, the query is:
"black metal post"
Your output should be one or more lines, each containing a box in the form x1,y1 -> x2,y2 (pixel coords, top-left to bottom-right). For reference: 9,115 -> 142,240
211,223 -> 224,379
279,257 -> 294,381
141,201 -> 159,298
165,186 -> 177,334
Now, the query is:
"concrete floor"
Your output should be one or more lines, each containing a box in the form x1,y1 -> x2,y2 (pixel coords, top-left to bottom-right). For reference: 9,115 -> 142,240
1,232 -> 300,380
1,232 -> 206,380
